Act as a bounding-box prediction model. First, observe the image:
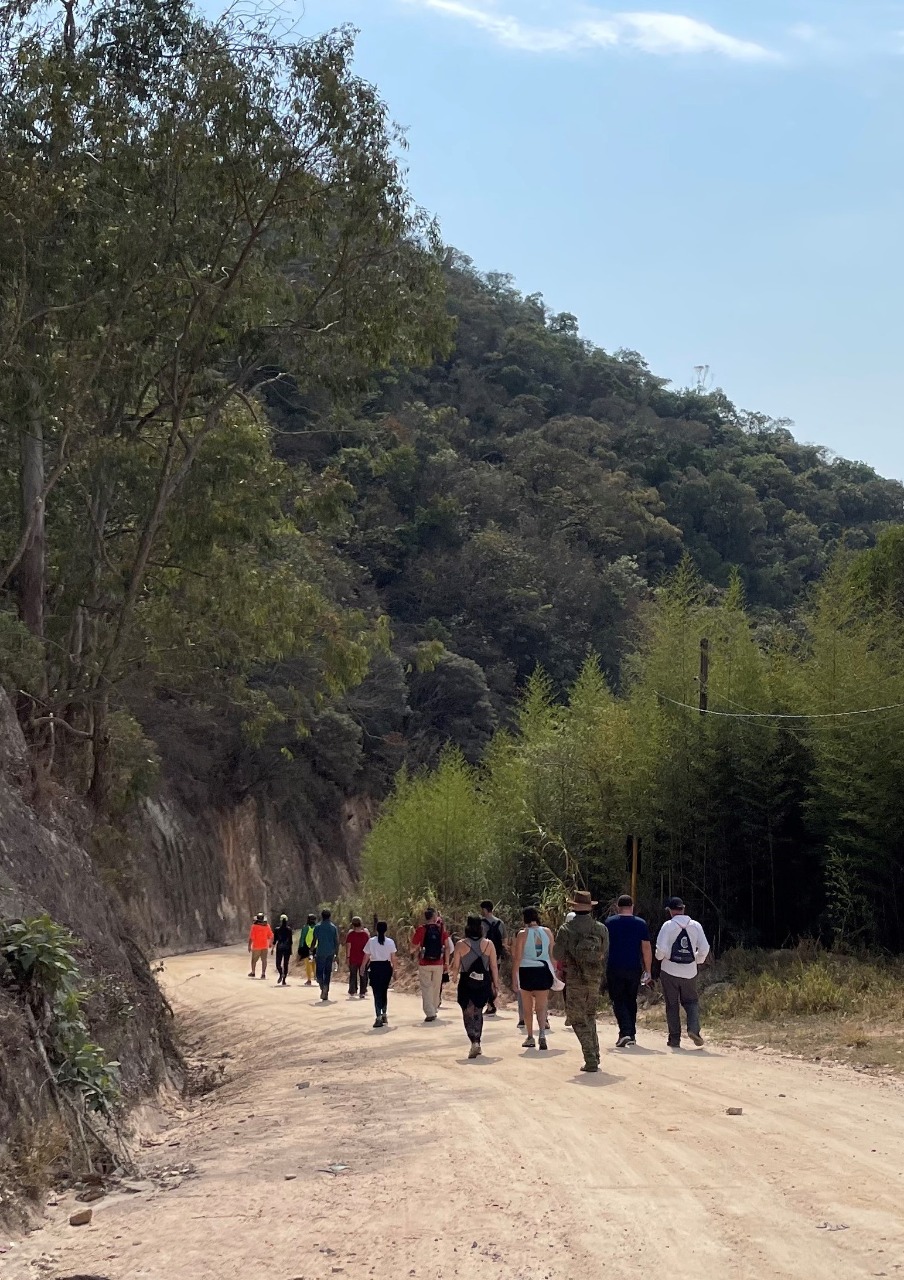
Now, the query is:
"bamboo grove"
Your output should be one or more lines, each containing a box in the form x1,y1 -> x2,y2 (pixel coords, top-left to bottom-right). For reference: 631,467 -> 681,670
363,538 -> 904,953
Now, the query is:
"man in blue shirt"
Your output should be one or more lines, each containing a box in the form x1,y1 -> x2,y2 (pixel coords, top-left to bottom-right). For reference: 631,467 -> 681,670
604,895 -> 652,1048
313,909 -> 340,1002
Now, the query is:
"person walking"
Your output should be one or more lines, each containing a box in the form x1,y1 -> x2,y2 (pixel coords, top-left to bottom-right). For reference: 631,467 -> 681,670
297,913 -> 317,986
346,917 -> 370,999
362,921 -> 397,1027
410,907 -> 450,1022
313,909 -> 340,1002
655,896 -> 710,1048
554,891 -> 608,1072
479,901 -> 506,1017
511,907 -> 556,1051
604,895 -> 653,1047
247,913 -> 273,979
452,916 -> 500,1059
273,914 -> 294,986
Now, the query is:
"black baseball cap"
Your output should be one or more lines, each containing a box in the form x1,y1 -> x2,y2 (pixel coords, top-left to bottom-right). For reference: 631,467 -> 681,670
666,896 -> 685,911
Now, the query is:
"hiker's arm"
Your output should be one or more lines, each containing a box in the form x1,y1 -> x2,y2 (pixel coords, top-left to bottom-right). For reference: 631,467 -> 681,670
487,942 -> 499,989
552,927 -> 567,964
654,924 -> 671,962
695,928 -> 711,965
511,931 -> 524,987
641,940 -> 653,971
450,942 -> 462,981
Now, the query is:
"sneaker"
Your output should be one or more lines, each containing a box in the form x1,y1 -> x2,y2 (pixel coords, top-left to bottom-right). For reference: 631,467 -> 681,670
260,974 -> 267,980
581,1063 -> 600,1073
625,1036 -> 636,1047
689,1032 -> 705,1047
667,1039 -> 681,1048
380,1015 -> 388,1026
615,1035 -> 630,1048
425,1016 -> 437,1023
517,1022 -> 525,1031
522,1036 -> 536,1049
468,1043 -> 481,1059
359,993 -> 367,1000
248,972 -> 255,978
486,1005 -> 497,1017
538,1036 -> 548,1051
304,980 -> 312,987
373,1018 -> 382,1029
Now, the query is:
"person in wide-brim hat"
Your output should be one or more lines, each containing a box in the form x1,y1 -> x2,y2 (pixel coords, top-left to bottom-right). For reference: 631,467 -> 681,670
567,890 -> 598,911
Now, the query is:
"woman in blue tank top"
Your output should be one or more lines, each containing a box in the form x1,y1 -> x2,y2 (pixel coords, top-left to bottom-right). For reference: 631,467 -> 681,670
511,906 -> 555,1051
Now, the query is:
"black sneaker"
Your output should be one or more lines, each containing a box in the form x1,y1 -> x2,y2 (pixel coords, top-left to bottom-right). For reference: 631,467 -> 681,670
425,1015 -> 437,1023
689,1031 -> 705,1046
517,1022 -> 525,1031
581,1063 -> 600,1073
538,1036 -> 548,1051
615,1035 -> 630,1048
486,1005 -> 497,1016
668,1039 -> 681,1048
625,1036 -> 636,1047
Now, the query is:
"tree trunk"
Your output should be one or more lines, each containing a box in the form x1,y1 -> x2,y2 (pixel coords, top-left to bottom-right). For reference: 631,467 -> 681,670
88,691 -> 111,811
17,389 -> 46,638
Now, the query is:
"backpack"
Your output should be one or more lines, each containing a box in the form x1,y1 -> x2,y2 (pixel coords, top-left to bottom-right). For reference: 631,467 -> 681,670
485,918 -> 504,956
421,922 -> 443,962
669,926 -> 695,965
462,940 -> 488,987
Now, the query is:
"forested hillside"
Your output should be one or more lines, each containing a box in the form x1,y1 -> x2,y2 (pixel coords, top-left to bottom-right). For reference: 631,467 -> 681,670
2,0 -> 903,959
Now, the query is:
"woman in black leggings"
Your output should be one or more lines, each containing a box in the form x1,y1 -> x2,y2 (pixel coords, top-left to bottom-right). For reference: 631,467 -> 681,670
362,921 -> 397,1028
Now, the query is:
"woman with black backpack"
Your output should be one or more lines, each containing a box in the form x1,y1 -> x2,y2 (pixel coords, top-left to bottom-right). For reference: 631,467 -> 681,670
450,916 -> 500,1059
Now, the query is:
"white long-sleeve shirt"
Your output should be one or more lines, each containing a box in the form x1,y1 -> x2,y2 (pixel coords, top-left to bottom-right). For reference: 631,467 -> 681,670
655,915 -> 710,978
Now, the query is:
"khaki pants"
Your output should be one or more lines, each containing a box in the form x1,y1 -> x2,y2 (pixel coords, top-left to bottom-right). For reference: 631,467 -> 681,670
303,956 -> 315,983
250,948 -> 268,975
418,966 -> 444,1018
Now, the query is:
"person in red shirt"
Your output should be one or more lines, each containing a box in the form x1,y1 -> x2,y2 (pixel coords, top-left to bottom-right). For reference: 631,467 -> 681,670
247,913 -> 273,979
409,907 -> 450,1022
345,916 -> 370,999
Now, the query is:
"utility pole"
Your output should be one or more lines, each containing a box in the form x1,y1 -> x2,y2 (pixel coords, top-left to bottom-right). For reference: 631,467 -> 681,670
699,637 -> 710,715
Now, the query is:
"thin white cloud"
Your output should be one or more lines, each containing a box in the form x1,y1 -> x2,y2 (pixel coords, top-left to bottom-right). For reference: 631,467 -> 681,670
401,0 -> 776,61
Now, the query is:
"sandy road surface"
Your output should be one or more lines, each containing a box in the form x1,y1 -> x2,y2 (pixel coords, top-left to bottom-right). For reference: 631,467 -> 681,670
6,945 -> 904,1280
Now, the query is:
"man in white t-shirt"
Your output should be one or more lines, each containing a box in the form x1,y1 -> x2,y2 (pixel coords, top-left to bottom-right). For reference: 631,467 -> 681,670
655,897 -> 710,1049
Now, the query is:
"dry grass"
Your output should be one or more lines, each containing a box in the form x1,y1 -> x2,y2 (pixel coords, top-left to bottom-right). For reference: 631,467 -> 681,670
698,945 -> 904,1074
0,1116 -> 70,1201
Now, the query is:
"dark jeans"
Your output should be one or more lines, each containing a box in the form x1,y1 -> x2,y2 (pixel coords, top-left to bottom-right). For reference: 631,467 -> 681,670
275,948 -> 291,982
369,961 -> 392,1017
316,954 -> 334,993
348,963 -> 368,996
660,970 -> 700,1042
607,967 -> 642,1038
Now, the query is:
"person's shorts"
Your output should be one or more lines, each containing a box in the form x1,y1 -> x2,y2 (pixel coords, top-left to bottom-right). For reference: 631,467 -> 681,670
519,965 -> 553,992
250,948 -> 268,964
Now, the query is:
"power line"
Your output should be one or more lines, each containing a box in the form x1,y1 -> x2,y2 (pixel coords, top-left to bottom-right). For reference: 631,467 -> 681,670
655,693 -> 904,721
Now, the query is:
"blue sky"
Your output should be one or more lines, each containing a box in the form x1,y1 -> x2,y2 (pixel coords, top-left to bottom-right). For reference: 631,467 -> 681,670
295,0 -> 904,478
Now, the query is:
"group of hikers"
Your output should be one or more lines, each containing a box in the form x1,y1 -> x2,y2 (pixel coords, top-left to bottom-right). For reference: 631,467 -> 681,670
246,892 -> 711,1070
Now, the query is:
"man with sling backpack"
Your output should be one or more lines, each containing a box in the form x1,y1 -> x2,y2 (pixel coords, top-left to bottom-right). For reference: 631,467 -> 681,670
655,897 -> 710,1048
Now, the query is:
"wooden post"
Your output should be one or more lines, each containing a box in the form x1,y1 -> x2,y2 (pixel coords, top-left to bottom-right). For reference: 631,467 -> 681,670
630,834 -> 639,904
699,637 -> 710,714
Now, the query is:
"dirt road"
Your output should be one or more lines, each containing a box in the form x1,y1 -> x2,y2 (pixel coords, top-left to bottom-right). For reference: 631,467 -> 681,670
7,946 -> 904,1279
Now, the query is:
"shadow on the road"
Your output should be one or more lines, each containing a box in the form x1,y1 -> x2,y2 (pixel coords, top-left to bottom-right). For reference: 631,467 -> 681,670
455,1056 -> 503,1066
519,1048 -> 568,1059
606,1045 -> 665,1057
569,1071 -> 622,1086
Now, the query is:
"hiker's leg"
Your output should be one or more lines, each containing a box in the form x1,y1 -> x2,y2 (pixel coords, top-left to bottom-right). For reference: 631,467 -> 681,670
348,964 -> 357,997
430,966 -> 443,1014
517,992 -> 524,1024
681,975 -> 701,1036
521,990 -> 535,1038
359,963 -> 368,996
660,972 -> 682,1042
304,957 -> 315,984
419,967 -> 437,1018
534,991 -> 549,1037
568,986 -> 598,1067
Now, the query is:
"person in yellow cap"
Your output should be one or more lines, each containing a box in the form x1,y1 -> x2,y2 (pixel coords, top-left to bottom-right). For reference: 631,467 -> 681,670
553,890 -> 608,1072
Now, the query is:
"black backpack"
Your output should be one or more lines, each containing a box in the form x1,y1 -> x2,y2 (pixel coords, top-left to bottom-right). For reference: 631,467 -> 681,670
485,919 -> 504,956
421,922 -> 443,962
462,940 -> 488,987
669,927 -> 695,965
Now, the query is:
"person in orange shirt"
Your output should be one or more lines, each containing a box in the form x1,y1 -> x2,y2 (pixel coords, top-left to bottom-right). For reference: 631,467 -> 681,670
248,913 -> 274,979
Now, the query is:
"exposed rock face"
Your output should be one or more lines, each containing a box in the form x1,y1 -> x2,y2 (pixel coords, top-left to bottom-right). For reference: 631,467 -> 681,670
132,789 -> 370,953
0,693 -> 176,1186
